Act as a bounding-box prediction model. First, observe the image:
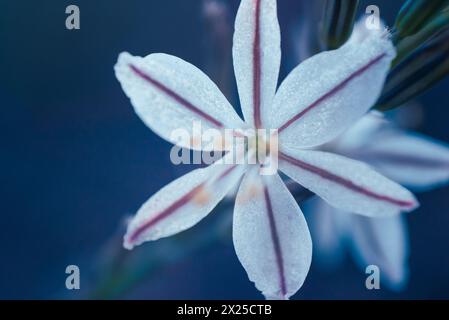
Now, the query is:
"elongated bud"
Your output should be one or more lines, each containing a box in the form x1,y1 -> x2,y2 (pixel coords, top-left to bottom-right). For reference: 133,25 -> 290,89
394,0 -> 448,41
320,0 -> 359,50
394,8 -> 449,66
377,30 -> 449,111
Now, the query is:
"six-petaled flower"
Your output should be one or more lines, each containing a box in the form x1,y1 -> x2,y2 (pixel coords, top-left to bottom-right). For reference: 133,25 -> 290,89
115,0 -> 418,299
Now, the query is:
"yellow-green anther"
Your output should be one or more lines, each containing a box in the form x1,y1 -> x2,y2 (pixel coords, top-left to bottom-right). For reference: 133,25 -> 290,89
394,0 -> 449,41
320,0 -> 359,50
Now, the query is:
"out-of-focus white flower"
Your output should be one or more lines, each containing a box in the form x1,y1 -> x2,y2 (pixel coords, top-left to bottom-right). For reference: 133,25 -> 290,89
114,0 -> 416,299
309,111 -> 449,290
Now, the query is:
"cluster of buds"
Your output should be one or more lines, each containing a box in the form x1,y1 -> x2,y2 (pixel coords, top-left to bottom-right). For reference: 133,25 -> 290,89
320,0 -> 449,110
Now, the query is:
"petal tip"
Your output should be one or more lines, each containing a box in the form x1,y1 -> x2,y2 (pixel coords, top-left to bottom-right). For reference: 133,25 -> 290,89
123,220 -> 142,250
263,292 -> 289,300
123,232 -> 136,250
114,52 -> 135,82
349,20 -> 397,61
406,197 -> 420,212
115,52 -> 132,68
396,192 -> 419,214
117,51 -> 133,62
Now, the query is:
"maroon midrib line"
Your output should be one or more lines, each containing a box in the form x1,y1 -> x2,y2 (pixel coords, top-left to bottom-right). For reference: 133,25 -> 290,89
129,64 -> 224,128
278,53 -> 387,133
128,164 -> 238,243
128,184 -> 204,243
217,163 -> 239,180
253,0 -> 262,129
279,152 -> 415,208
263,184 -> 287,298
361,151 -> 449,169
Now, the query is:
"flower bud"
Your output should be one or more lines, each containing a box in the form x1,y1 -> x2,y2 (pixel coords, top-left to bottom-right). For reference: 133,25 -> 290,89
320,0 -> 359,50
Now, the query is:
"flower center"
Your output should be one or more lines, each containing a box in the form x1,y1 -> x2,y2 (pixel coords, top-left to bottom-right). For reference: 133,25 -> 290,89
246,130 -> 278,166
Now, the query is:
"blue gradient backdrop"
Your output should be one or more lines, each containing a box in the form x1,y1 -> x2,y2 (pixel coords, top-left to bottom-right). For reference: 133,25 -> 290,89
1,0 -> 448,299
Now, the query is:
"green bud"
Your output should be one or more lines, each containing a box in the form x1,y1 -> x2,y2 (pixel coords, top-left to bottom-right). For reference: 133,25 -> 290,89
320,0 -> 359,50
394,8 -> 449,66
377,30 -> 449,111
394,0 -> 449,41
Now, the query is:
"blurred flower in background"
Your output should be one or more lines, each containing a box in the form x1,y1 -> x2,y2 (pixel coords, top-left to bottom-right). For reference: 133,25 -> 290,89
308,110 -> 449,290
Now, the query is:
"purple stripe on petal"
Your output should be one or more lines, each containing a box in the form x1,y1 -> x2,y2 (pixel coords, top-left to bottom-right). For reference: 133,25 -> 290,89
278,53 -> 387,133
263,182 -> 287,298
128,184 -> 204,244
253,0 -> 262,129
279,152 -> 416,208
128,164 -> 239,244
361,151 -> 449,169
129,64 -> 224,128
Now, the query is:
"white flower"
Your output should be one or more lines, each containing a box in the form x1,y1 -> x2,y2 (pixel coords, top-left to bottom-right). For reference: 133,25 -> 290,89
114,0 -> 417,299
309,111 -> 449,289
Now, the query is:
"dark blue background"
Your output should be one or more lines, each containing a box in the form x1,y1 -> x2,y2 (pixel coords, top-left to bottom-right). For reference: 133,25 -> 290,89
1,0 -> 448,299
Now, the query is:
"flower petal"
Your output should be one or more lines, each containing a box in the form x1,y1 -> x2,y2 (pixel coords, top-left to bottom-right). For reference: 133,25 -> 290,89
233,171 -> 312,299
330,111 -> 388,152
233,0 -> 281,128
115,52 -> 246,150
348,19 -> 386,44
271,25 -> 395,148
358,131 -> 449,191
305,198 -> 347,269
279,148 -> 418,217
124,158 -> 245,249
349,214 -> 410,290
